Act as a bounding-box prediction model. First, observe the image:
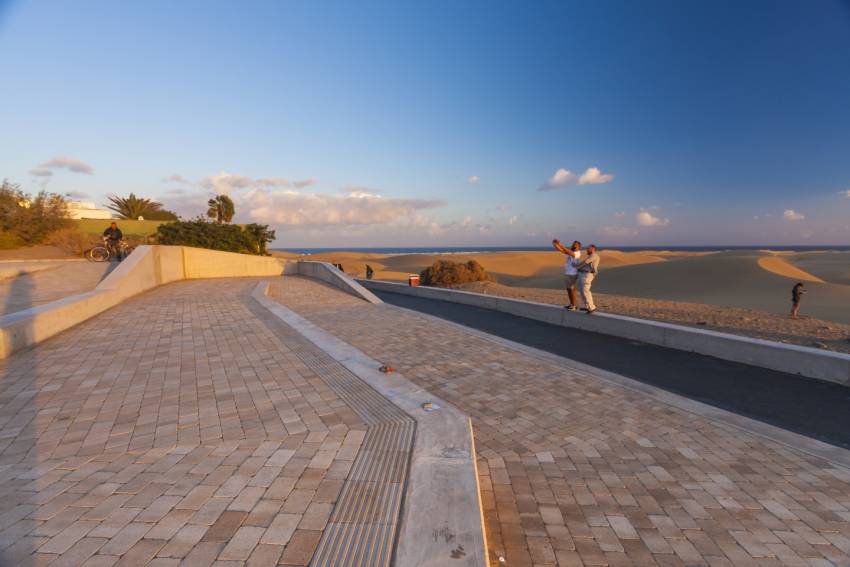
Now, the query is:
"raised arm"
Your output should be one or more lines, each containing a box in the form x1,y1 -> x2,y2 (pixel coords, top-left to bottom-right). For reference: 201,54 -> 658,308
552,239 -> 570,254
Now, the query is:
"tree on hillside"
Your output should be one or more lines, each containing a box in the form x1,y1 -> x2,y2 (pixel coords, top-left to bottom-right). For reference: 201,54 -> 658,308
106,193 -> 167,220
207,195 -> 235,224
243,223 -> 276,255
0,179 -> 71,245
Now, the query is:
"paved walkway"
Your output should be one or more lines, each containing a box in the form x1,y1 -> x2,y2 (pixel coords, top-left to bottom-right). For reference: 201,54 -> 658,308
0,261 -> 114,315
268,277 -> 850,567
0,279 -> 373,566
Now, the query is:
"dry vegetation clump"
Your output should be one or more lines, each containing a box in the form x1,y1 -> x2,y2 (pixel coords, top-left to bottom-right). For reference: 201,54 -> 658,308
419,259 -> 495,288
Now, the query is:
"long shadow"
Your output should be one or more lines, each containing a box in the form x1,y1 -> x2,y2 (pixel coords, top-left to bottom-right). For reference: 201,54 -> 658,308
0,272 -> 39,564
375,290 -> 850,450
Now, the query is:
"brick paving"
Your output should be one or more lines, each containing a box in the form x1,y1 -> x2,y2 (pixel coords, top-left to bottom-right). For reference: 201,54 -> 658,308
268,276 -> 850,567
0,279 -> 369,566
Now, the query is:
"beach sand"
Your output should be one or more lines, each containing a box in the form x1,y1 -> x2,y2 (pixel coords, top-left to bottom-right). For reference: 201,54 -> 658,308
273,247 -> 850,349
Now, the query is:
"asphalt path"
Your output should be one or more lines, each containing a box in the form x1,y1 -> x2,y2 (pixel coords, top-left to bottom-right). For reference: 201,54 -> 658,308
374,290 -> 850,450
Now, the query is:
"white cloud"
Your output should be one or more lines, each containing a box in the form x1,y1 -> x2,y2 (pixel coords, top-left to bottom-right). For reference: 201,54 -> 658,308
578,167 -> 614,185
256,177 -> 290,187
293,178 -> 317,189
636,208 -> 670,226
468,175 -> 480,184
508,215 -> 519,225
30,155 -> 94,176
842,189 -> 850,198
783,209 -> 805,221
161,174 -> 189,184
539,168 -> 577,191
614,211 -> 626,218
200,171 -> 254,194
243,188 -> 443,227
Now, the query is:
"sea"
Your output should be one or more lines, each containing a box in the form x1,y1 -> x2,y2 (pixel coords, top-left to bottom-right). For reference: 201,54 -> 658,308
273,245 -> 850,255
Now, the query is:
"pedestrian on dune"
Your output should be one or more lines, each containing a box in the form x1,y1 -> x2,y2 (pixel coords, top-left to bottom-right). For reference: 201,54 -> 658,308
552,238 -> 581,310
575,244 -> 600,314
791,282 -> 806,319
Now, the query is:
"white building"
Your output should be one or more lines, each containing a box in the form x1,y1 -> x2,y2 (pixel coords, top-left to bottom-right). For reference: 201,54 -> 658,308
66,201 -> 114,220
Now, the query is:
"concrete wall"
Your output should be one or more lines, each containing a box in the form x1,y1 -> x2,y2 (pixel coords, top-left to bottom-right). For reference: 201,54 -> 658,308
291,261 -> 382,304
361,280 -> 850,387
0,245 -> 287,359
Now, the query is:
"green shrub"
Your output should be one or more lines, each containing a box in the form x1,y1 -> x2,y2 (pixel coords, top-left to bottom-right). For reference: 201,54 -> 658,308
0,179 -> 71,245
419,259 -> 495,288
155,219 -> 275,255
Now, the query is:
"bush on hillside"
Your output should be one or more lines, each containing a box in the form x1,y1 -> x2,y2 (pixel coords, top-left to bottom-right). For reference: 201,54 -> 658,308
419,259 -> 495,288
0,179 -> 71,245
47,227 -> 100,256
155,219 -> 275,255
0,232 -> 22,250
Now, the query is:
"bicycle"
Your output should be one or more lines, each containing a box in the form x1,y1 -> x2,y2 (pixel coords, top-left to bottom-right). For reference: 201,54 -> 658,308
87,238 -> 133,262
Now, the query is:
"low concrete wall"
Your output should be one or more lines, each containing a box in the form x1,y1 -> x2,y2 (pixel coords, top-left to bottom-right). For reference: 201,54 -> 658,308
0,245 -> 287,359
290,261 -> 382,304
361,280 -> 850,387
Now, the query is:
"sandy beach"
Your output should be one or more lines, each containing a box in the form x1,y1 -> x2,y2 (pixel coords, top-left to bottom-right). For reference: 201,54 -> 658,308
274,247 -> 850,351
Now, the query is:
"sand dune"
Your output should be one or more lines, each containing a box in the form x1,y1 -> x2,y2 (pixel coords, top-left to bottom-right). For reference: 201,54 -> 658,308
272,249 -> 669,287
271,247 -> 850,324
757,256 -> 824,283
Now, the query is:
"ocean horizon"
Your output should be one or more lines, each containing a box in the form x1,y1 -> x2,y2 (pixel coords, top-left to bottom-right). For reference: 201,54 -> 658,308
273,245 -> 850,255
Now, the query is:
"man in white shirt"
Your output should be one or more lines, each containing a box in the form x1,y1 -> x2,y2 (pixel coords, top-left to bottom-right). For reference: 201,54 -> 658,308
552,239 -> 581,310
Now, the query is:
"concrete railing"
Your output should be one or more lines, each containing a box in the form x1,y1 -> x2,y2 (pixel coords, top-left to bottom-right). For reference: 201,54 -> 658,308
360,280 -> 850,387
0,245 -> 287,359
286,261 -> 382,304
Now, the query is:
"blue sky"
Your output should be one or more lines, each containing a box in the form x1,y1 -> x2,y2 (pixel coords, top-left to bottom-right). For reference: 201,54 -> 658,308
2,0 -> 849,246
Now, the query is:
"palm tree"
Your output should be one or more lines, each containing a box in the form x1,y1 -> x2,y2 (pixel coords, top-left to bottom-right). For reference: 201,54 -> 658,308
207,195 -> 235,224
106,193 -> 164,219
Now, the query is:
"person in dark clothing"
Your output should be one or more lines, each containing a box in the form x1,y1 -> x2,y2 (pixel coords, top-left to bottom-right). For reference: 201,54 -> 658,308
791,282 -> 806,319
102,222 -> 124,261
366,264 -> 374,279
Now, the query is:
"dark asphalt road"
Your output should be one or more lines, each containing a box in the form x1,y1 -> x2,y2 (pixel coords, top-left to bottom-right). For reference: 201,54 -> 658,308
374,290 -> 850,450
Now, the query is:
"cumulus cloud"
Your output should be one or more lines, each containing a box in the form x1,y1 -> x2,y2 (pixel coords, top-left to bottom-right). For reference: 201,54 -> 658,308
783,209 -> 805,221
30,155 -> 94,176
200,171 -> 255,194
636,208 -> 670,226
539,166 -> 614,190
578,167 -> 614,185
243,188 -> 443,227
614,211 -> 626,218
539,168 -> 577,191
161,174 -> 189,184
257,177 -> 290,187
508,215 -> 519,225
468,175 -> 480,184
293,178 -> 317,189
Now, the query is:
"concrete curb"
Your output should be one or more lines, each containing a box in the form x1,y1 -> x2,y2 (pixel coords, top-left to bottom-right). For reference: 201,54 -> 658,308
252,283 -> 488,567
360,280 -> 850,388
287,261 -> 382,304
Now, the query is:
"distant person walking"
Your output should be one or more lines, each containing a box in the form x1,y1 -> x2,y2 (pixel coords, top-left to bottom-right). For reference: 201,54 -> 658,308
366,264 -> 374,280
575,244 -> 600,314
552,239 -> 581,310
791,282 -> 806,319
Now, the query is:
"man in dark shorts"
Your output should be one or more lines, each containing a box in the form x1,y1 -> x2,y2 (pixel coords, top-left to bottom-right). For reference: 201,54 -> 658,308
791,282 -> 806,319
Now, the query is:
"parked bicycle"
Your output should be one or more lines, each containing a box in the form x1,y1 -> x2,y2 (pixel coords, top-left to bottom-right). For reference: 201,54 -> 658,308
87,237 -> 133,262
